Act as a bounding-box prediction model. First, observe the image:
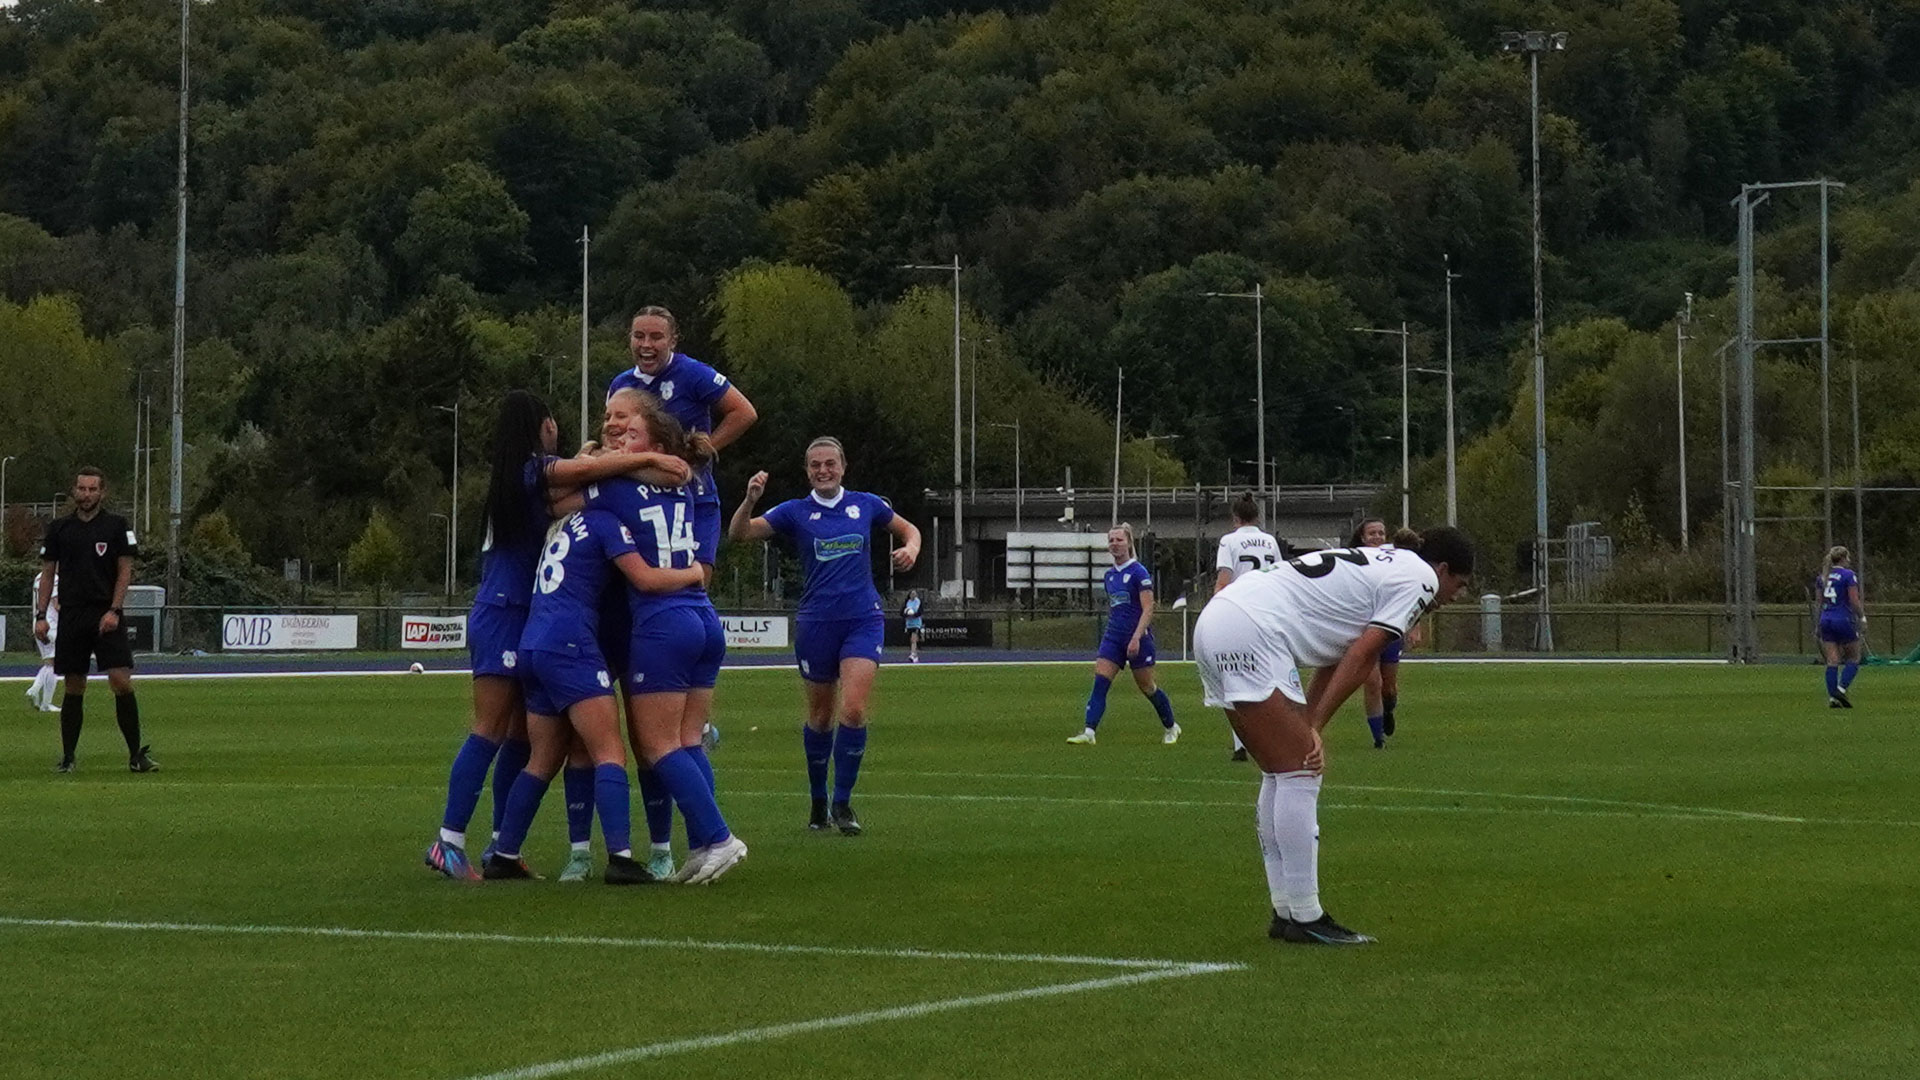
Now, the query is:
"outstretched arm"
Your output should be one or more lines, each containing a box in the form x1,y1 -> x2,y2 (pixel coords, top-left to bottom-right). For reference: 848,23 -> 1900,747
547,452 -> 689,494
729,470 -> 775,542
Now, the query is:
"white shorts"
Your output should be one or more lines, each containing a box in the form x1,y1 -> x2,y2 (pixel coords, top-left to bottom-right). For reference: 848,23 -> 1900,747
1194,597 -> 1305,708
35,608 -> 58,661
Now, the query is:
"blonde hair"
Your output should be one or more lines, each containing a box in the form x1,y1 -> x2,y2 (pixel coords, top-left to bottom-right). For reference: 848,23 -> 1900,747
805,436 -> 846,465
1108,522 -> 1135,557
1827,546 -> 1849,569
614,388 -> 715,469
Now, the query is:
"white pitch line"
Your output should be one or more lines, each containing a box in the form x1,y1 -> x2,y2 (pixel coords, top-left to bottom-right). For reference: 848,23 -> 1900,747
455,965 -> 1228,1080
0,916 -> 1232,972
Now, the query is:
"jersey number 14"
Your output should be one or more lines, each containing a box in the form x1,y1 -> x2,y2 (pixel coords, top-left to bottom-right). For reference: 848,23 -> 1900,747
640,504 -> 699,569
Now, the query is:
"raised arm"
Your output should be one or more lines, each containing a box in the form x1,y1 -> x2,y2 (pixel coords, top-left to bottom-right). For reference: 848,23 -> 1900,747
612,551 -> 706,594
887,514 -> 921,571
729,470 -> 775,542
709,386 -> 758,452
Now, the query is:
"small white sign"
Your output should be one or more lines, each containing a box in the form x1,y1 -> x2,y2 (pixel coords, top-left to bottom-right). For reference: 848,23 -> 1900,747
221,614 -> 359,651
401,615 -> 467,650
721,615 -> 789,648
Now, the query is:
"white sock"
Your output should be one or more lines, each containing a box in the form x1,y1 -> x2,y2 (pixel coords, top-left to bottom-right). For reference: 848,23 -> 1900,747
570,841 -> 591,853
1270,771 -> 1324,923
651,842 -> 672,855
1256,773 -> 1286,916
32,668 -> 52,709
614,848 -> 632,859
438,828 -> 466,848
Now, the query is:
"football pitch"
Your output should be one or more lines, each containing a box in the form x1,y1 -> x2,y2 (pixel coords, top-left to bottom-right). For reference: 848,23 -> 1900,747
3,661 -> 1916,1079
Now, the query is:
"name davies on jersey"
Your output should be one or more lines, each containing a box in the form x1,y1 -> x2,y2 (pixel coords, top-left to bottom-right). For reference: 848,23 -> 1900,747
814,535 -> 865,560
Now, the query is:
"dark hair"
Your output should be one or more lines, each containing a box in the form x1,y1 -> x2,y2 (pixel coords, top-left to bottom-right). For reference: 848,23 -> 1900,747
1231,492 -> 1260,524
624,390 -> 716,469
481,391 -> 552,553
1404,525 -> 1475,577
77,466 -> 106,484
1349,518 -> 1387,546
631,305 -> 679,336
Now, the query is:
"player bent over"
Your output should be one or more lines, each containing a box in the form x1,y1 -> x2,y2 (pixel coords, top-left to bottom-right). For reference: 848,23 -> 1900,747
1196,527 -> 1474,945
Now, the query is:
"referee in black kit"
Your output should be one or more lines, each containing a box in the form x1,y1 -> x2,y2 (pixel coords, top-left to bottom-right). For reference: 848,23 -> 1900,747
35,467 -> 157,774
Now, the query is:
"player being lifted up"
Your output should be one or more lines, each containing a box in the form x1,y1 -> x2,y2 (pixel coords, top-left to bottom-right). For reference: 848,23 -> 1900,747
424,391 -> 689,882
1817,546 -> 1866,708
1196,526 -> 1474,946
731,437 -> 920,835
1214,493 -> 1283,760
1067,524 -> 1179,746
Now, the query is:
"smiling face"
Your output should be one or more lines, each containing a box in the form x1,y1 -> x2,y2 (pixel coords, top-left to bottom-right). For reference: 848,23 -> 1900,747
1359,520 -> 1389,547
629,314 -> 675,376
806,442 -> 845,495
602,393 -> 642,446
618,417 -> 657,454
1106,527 -> 1132,564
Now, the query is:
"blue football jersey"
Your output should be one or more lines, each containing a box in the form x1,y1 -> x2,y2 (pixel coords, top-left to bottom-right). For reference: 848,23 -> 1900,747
1821,567 -> 1858,615
520,510 -> 636,652
475,455 -> 554,609
761,489 -> 896,619
607,353 -> 732,504
584,478 -> 707,618
1102,559 -> 1154,639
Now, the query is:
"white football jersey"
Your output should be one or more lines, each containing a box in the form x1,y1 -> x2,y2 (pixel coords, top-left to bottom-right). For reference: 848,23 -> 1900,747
1215,525 -> 1284,581
1211,545 -> 1437,668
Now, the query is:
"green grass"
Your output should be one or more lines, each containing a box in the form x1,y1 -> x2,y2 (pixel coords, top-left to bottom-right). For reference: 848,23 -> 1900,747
3,662 -> 1918,1079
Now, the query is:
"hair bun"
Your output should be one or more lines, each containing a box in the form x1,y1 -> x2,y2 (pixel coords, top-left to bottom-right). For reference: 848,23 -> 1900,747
1392,527 -> 1422,550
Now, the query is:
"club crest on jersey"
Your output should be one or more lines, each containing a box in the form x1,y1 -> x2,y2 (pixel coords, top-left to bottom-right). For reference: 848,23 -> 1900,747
660,381 -> 675,401
95,542 -> 108,556
501,650 -> 517,670
596,670 -> 611,688
847,505 -> 861,520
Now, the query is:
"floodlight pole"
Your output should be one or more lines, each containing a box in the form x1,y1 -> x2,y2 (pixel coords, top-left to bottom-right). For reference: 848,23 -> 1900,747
578,227 -> 591,446
903,257 -> 965,605
990,420 -> 1022,531
1500,28 -> 1567,651
1202,285 -> 1267,521
165,0 -> 191,649
1110,367 -> 1124,526
1350,323 -> 1414,525
1677,294 -> 1691,551
1442,255 -> 1460,527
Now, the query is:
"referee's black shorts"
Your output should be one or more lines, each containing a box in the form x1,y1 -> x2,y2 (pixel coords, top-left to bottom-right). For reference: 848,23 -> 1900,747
52,606 -> 135,677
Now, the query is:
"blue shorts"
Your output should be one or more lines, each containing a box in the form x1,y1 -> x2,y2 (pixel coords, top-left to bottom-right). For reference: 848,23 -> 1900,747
905,618 -> 924,632
795,613 -> 884,684
469,603 -> 529,678
1380,638 -> 1404,664
694,501 -> 721,565
1817,616 -> 1859,645
521,646 -> 615,716
629,606 -> 725,693
1097,628 -> 1156,670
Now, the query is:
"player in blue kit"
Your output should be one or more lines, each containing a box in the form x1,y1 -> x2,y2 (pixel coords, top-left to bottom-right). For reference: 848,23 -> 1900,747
1067,524 -> 1179,745
424,391 -> 689,881
1348,519 -> 1417,748
559,396 -> 748,884
1818,546 -> 1867,708
482,507 -> 707,883
730,437 -> 921,835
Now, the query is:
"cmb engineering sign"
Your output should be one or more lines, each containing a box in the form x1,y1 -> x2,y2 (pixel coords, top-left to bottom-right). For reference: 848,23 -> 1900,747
401,615 -> 467,650
222,613 -> 359,651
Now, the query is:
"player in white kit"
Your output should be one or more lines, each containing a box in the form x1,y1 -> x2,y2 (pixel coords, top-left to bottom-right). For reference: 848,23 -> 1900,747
26,571 -> 59,712
1212,493 -> 1283,761
1195,526 -> 1474,945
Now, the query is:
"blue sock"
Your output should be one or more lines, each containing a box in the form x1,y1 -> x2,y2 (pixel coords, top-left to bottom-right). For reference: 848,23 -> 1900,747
490,738 -> 532,836
1083,675 -> 1113,730
1148,688 -> 1176,728
495,772 -> 551,858
803,726 -> 833,801
1367,715 -> 1386,743
832,725 -> 868,805
594,763 -> 632,856
688,745 -> 716,793
636,766 -> 674,846
440,733 -> 500,834
563,765 -> 594,846
1841,662 -> 1859,690
656,748 -> 728,848
1825,666 -> 1840,697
